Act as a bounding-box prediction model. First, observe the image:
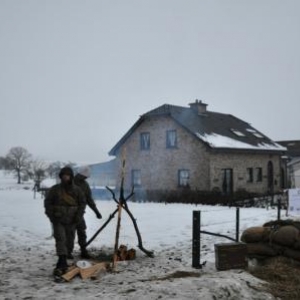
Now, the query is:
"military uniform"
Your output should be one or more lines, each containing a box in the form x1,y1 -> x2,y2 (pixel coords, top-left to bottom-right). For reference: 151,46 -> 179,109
74,173 -> 101,257
44,167 -> 86,274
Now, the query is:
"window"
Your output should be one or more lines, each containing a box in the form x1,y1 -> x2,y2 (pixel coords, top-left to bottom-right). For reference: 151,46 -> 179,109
231,129 -> 245,137
178,169 -> 190,187
247,168 -> 253,183
267,161 -> 274,192
252,132 -> 264,139
246,128 -> 264,138
166,130 -> 177,148
131,169 -> 141,187
222,169 -> 233,195
140,132 -> 150,150
256,168 -> 262,182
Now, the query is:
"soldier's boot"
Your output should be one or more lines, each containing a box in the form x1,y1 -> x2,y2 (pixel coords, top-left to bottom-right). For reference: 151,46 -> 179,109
54,255 -> 68,276
67,252 -> 74,259
80,247 -> 91,259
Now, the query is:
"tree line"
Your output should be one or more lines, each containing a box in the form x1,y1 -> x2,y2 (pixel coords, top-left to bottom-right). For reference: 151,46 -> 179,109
0,146 -> 75,184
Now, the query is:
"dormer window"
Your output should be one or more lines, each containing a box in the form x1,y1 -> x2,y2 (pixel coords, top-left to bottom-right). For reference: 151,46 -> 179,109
246,128 -> 264,139
252,132 -> 264,138
231,129 -> 245,137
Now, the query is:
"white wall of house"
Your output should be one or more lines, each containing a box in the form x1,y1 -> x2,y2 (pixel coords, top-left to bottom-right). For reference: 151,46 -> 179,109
295,169 -> 300,188
288,159 -> 300,188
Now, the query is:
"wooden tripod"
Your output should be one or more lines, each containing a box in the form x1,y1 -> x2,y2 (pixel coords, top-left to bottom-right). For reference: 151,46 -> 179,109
85,180 -> 154,259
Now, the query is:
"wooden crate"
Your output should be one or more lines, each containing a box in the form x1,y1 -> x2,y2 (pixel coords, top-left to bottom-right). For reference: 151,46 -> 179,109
215,242 -> 247,271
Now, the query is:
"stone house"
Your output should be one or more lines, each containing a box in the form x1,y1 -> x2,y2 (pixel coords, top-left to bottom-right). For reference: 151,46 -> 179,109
277,140 -> 300,188
109,101 -> 286,198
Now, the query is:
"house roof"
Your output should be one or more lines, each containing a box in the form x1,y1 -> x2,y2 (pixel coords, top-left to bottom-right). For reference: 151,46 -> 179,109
109,103 -> 286,155
276,140 -> 300,158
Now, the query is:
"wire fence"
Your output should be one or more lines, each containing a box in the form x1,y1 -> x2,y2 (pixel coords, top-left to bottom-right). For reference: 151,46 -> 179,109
192,200 -> 285,268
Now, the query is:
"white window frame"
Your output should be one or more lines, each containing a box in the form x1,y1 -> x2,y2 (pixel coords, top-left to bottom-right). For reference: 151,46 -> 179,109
166,130 -> 177,148
132,169 -> 141,187
178,169 -> 190,187
140,132 -> 150,150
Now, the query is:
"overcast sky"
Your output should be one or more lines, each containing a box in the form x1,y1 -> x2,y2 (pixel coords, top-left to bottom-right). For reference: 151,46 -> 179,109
0,1 -> 299,164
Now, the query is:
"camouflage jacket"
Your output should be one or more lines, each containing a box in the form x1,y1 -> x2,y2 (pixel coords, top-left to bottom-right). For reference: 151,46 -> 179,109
44,183 -> 86,224
74,175 -> 98,213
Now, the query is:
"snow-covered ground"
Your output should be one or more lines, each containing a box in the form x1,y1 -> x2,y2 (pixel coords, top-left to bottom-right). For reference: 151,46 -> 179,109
0,171 -> 281,299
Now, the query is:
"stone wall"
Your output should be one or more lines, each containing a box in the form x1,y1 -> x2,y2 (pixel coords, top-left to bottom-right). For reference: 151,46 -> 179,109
209,152 -> 282,194
114,115 -> 210,191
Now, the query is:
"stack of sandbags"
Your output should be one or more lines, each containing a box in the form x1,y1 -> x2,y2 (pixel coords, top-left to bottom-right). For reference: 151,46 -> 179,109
241,226 -> 271,244
242,221 -> 300,261
241,226 -> 279,257
270,225 -> 300,261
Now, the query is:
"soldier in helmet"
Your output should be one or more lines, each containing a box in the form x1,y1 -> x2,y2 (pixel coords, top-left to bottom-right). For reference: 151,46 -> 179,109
44,166 -> 86,276
73,166 -> 102,258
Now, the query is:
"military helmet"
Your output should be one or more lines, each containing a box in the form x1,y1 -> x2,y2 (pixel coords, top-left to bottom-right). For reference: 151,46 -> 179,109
59,166 -> 74,179
77,166 -> 91,178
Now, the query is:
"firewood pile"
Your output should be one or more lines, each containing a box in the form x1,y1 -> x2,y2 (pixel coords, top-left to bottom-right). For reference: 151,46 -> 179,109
62,245 -> 136,282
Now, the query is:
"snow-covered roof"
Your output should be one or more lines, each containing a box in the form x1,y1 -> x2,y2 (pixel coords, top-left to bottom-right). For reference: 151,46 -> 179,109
277,140 -> 300,157
109,103 -> 287,155
196,132 -> 286,151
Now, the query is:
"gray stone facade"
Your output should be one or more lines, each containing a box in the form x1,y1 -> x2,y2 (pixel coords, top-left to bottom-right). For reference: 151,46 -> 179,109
209,152 -> 282,194
113,115 -> 283,195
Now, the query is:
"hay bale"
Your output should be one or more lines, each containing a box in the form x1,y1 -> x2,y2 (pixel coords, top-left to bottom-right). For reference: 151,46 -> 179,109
250,256 -> 300,300
241,226 -> 271,243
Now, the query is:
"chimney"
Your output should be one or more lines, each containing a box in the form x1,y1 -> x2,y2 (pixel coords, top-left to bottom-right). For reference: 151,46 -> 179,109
189,99 -> 208,114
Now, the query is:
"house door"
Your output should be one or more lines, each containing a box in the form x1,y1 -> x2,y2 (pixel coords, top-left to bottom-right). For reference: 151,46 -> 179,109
267,161 -> 274,193
222,169 -> 233,195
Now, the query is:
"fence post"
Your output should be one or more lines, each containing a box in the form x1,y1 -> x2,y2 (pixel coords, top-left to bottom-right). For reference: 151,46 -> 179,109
277,197 -> 281,221
236,208 -> 240,242
192,210 -> 201,268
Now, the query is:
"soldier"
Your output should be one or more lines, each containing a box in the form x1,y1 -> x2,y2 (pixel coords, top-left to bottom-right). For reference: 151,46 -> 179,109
44,166 -> 86,276
73,166 -> 102,258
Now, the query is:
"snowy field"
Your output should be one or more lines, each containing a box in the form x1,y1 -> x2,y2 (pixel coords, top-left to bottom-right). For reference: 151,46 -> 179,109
0,171 -> 283,299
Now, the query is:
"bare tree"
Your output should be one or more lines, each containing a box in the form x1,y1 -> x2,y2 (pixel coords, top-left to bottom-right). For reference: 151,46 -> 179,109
47,161 -> 77,178
6,147 -> 32,184
0,156 -> 14,170
47,161 -> 64,178
30,159 -> 48,183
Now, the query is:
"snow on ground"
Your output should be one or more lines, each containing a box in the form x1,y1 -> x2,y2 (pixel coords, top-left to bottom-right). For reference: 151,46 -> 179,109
0,172 -> 281,299
40,178 -> 57,189
0,170 -> 33,191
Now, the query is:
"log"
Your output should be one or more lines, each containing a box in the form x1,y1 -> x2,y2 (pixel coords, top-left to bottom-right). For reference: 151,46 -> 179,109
61,267 -> 80,282
90,263 -> 109,280
80,262 -> 107,280
118,245 -> 128,261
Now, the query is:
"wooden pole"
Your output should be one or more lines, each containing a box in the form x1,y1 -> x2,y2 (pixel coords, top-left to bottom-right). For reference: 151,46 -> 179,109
112,156 -> 126,269
277,197 -> 281,221
192,210 -> 200,268
236,207 -> 240,242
